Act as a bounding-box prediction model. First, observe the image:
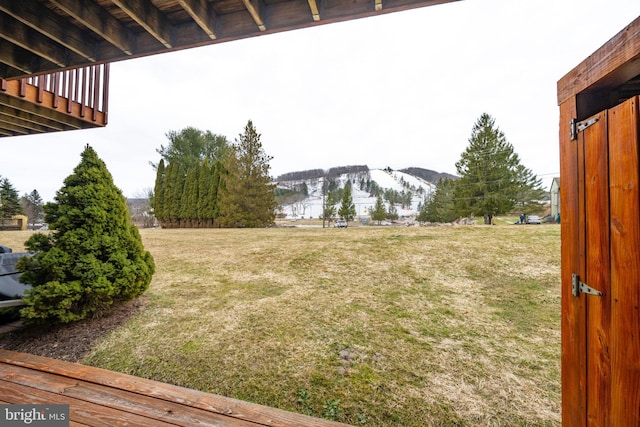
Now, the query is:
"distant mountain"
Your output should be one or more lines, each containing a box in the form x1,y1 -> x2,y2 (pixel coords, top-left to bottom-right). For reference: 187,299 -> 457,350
275,165 -> 370,182
274,165 -> 457,220
399,167 -> 458,183
275,165 -> 456,183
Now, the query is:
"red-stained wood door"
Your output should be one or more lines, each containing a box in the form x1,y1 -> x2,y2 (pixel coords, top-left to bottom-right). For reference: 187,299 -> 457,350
567,95 -> 640,425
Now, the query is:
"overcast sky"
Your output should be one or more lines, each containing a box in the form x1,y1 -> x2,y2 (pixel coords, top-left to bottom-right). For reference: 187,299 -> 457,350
1,0 -> 639,202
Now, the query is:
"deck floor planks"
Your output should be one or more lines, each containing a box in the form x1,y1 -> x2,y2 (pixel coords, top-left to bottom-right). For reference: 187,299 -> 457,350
0,363 -> 257,426
0,378 -> 177,426
0,350 -> 350,427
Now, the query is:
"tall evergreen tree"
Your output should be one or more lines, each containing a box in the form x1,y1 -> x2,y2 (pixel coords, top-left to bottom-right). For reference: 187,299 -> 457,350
17,145 -> 155,324
217,120 -> 277,228
387,202 -> 398,221
323,190 -> 337,226
0,177 -> 24,217
338,181 -> 356,223
209,162 -> 223,224
513,164 -> 548,215
152,159 -> 166,221
197,159 -> 211,222
419,178 -> 457,223
371,194 -> 386,225
455,113 -> 543,224
21,189 -> 44,227
162,162 -> 185,226
180,163 -> 199,223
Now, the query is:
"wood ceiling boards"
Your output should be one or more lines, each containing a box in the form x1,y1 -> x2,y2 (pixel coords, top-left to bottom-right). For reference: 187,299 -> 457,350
0,0 -> 460,80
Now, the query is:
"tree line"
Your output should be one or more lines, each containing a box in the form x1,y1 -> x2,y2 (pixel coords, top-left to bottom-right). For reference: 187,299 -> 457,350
152,120 -> 276,228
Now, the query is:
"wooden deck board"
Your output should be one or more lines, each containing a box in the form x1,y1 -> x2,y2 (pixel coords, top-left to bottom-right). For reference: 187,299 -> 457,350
0,350 -> 350,427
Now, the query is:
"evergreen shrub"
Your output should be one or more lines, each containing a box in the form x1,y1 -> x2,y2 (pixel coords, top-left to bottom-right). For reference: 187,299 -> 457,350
17,145 -> 155,323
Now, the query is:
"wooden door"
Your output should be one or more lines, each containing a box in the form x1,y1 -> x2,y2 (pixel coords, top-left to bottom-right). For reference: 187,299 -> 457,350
563,96 -> 640,425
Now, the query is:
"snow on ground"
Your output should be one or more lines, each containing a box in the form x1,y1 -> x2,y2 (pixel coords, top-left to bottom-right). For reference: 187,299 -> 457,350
279,169 -> 436,220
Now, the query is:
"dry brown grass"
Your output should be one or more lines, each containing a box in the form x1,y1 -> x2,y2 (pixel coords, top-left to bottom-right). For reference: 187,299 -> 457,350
1,225 -> 561,426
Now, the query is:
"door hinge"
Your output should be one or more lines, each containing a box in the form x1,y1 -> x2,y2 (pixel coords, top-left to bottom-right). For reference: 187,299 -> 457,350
570,117 -> 600,140
572,274 -> 602,297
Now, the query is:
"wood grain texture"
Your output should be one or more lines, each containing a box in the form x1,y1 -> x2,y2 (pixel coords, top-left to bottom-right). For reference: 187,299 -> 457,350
560,97 -> 587,426
0,349 -> 350,427
583,111 -> 611,426
608,96 -> 640,425
0,0 -> 461,79
557,15 -> 640,106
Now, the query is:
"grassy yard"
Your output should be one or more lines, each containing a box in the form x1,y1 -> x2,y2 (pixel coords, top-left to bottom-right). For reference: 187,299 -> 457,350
1,224 -> 561,426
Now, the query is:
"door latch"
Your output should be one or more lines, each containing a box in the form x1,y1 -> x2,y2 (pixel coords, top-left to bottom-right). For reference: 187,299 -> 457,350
572,274 -> 602,297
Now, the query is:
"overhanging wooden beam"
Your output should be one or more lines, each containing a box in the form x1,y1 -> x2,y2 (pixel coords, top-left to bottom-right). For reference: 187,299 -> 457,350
242,0 -> 266,31
0,115 -> 31,134
307,0 -> 320,21
0,95 -> 87,130
0,104 -> 73,132
0,0 -> 98,62
0,13 -> 68,68
0,109 -> 57,133
111,0 -> 174,48
0,40 -> 33,74
49,0 -> 135,56
177,0 -> 218,40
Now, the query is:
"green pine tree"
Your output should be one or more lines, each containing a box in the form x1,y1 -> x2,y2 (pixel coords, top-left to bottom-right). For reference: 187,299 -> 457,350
419,179 -> 457,223
210,161 -> 223,223
197,159 -> 211,221
22,189 -> 44,227
153,159 -> 166,221
455,113 -> 542,224
17,145 -> 155,324
387,202 -> 398,221
162,162 -> 185,227
180,163 -> 199,224
371,194 -> 386,225
338,181 -> 356,223
0,177 -> 24,217
513,164 -> 547,215
217,120 -> 277,228
323,190 -> 337,225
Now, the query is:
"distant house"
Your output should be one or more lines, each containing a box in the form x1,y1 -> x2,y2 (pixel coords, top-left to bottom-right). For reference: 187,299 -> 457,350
550,177 -> 560,221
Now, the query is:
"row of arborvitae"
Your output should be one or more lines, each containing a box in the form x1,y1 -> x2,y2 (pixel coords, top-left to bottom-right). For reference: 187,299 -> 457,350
16,145 -> 155,324
152,120 -> 277,228
153,158 -> 223,228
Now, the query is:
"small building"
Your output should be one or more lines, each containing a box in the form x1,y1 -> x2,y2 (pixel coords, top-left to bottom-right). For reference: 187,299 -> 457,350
0,215 -> 27,231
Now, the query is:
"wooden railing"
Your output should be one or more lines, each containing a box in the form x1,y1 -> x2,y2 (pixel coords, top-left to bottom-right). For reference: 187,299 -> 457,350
22,64 -> 110,124
0,64 -> 110,128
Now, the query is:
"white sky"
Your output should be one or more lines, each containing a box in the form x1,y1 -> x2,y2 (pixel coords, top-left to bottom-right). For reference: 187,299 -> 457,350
1,0 -> 639,202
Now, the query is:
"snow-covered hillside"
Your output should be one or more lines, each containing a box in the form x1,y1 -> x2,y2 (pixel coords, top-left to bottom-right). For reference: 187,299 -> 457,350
276,168 -> 441,220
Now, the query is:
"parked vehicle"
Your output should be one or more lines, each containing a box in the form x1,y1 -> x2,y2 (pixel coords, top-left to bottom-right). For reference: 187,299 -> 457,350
0,249 -> 32,299
526,215 -> 541,224
334,220 -> 348,228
